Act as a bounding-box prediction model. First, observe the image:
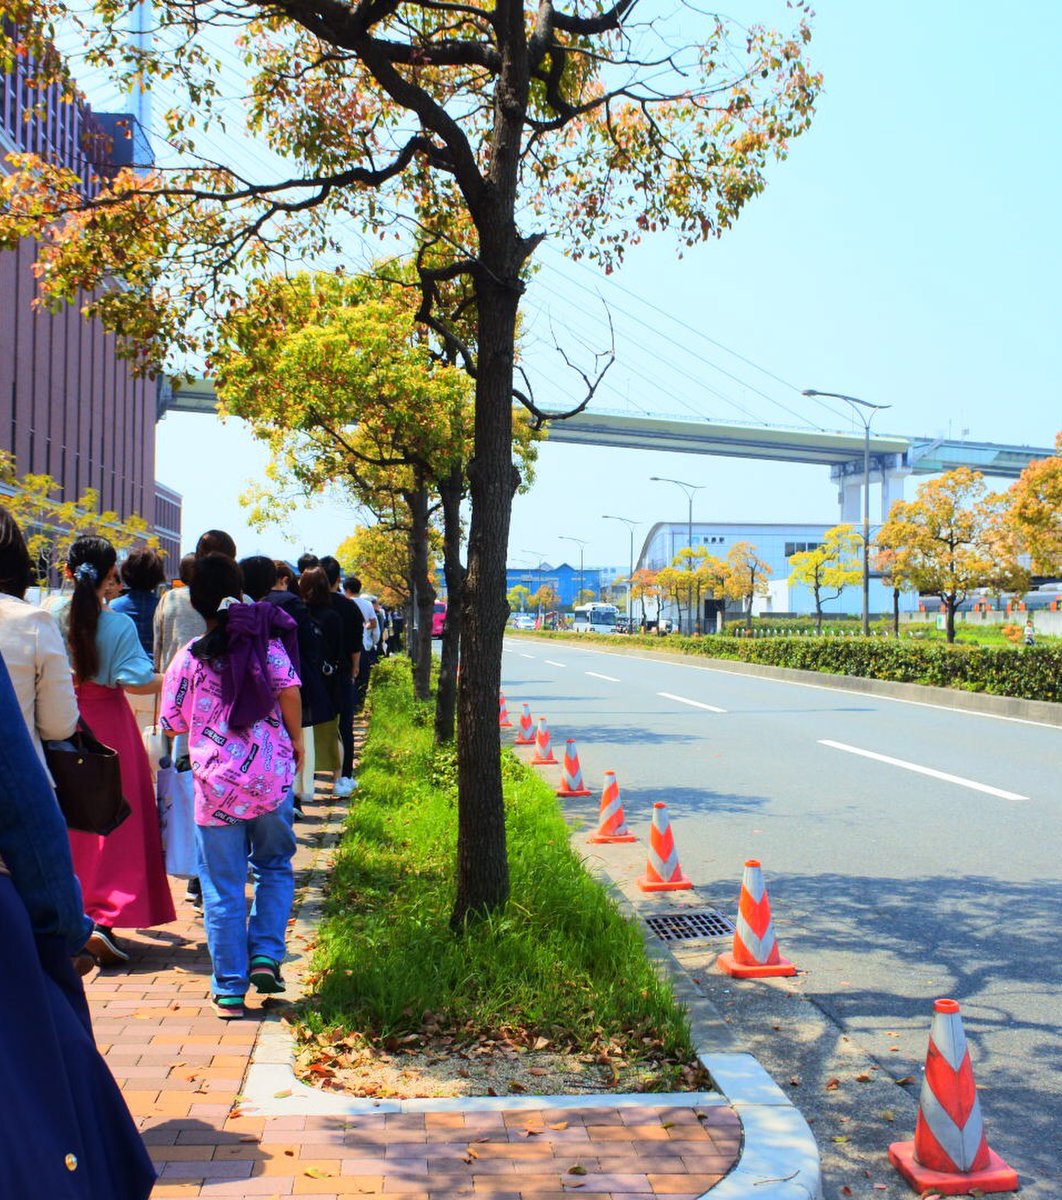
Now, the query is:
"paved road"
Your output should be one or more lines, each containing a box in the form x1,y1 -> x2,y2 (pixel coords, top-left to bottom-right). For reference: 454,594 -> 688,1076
501,636 -> 1062,1197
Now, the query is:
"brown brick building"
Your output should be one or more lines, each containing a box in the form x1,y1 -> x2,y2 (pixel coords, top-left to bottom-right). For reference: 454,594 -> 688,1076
0,34 -> 181,567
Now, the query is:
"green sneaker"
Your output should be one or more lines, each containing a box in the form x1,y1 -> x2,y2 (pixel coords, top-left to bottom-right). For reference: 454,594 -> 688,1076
211,994 -> 246,1020
249,956 -> 286,994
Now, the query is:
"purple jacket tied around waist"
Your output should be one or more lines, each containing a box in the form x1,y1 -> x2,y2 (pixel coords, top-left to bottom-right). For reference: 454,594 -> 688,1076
222,602 -> 299,729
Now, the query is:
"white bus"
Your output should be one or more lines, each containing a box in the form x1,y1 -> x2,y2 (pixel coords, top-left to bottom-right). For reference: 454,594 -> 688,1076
572,602 -> 619,633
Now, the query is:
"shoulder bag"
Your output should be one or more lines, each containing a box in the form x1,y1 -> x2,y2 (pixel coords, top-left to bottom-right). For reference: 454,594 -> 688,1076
43,720 -> 131,836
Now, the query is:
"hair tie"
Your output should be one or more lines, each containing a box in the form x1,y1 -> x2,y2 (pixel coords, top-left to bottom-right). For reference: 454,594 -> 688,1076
74,562 -> 99,585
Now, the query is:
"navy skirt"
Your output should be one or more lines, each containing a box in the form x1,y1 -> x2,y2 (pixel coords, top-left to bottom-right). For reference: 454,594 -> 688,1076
0,876 -> 155,1199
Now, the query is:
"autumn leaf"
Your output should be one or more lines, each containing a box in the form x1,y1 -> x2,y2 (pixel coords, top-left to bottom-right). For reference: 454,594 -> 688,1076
825,1078 -> 841,1090
304,1167 -> 332,1179
567,1164 -> 588,1175
548,1121 -> 569,1131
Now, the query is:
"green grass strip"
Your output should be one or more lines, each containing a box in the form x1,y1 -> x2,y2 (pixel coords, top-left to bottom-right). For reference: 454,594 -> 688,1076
303,658 -> 694,1071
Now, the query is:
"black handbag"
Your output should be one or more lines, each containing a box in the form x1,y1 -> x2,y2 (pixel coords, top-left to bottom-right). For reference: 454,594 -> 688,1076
43,720 -> 131,835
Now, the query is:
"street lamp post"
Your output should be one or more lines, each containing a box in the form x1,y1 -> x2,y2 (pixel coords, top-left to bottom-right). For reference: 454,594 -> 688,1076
558,536 -> 588,609
802,389 -> 891,636
602,514 -> 640,625
521,549 -> 546,613
650,476 -> 704,633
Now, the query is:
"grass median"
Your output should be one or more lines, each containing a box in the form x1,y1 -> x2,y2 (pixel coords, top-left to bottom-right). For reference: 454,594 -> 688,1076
295,657 -> 704,1097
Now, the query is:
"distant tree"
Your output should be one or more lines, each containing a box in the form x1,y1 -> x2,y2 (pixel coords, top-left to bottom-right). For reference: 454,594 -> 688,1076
788,524 -> 862,632
629,568 -> 661,630
871,544 -> 914,637
507,585 -> 531,614
876,468 -> 1025,643
724,542 -> 772,629
1007,432 -> 1062,575
0,451 -> 157,579
530,584 -> 559,613
574,588 -> 597,606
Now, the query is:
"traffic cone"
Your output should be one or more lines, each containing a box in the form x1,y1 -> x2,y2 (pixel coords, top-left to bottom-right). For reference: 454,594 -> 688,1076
888,999 -> 1018,1195
530,716 -> 557,765
556,739 -> 593,797
498,692 -> 513,728
514,703 -> 535,745
717,859 -> 796,978
587,771 -> 636,843
636,802 -> 692,891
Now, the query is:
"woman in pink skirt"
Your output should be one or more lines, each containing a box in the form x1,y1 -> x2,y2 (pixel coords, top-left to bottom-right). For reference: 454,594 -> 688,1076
51,536 -> 176,965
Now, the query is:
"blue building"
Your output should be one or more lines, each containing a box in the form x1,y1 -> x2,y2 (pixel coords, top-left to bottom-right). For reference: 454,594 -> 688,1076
506,561 -> 612,609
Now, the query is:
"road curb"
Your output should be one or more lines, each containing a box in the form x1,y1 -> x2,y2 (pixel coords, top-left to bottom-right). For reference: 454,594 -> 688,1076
575,842 -> 823,1200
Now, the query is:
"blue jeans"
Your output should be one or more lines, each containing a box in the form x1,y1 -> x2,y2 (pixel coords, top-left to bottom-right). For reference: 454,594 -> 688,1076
195,790 -> 296,997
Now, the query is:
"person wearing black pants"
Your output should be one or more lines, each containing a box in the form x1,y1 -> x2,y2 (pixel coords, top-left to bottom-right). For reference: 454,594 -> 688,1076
319,556 -> 362,797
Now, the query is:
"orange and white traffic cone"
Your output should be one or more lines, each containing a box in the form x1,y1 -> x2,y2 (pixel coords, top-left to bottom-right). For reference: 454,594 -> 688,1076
530,716 -> 558,765
888,998 -> 1018,1195
514,703 -> 535,745
717,859 -> 796,978
556,739 -> 592,797
498,692 -> 513,728
587,771 -> 636,843
636,802 -> 692,891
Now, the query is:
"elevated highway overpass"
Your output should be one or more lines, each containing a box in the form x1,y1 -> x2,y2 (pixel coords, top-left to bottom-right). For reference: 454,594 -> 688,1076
159,378 -> 1055,522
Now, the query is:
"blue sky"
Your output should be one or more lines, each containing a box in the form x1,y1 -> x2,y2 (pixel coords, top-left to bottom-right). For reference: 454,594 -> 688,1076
155,0 -> 1062,570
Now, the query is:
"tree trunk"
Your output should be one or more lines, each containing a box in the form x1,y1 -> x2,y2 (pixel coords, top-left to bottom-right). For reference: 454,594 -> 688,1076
892,586 -> 900,637
407,480 -> 436,701
451,268 -> 519,927
945,598 -> 957,643
814,591 -> 823,633
434,464 -> 464,744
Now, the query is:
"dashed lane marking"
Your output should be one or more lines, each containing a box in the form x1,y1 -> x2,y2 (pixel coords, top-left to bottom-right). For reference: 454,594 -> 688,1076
818,739 -> 1028,800
586,671 -> 621,682
657,691 -> 727,714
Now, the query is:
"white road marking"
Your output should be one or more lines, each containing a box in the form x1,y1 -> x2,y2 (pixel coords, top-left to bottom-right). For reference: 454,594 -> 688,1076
570,643 -> 1062,731
657,691 -> 727,714
517,653 -> 535,659
586,671 -> 621,682
545,660 -> 567,668
818,739 -> 1028,800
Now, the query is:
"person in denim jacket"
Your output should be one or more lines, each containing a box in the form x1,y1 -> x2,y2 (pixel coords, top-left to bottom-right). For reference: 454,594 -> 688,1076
0,651 -> 155,1199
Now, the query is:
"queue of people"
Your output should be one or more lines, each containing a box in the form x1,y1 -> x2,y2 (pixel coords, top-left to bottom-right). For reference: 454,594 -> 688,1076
0,504 -> 383,1195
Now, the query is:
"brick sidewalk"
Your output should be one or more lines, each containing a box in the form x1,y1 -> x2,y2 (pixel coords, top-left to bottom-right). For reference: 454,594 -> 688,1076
83,785 -> 742,1200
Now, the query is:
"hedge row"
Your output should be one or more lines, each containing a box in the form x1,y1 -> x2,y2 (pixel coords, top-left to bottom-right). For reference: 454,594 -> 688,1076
546,631 -> 1062,704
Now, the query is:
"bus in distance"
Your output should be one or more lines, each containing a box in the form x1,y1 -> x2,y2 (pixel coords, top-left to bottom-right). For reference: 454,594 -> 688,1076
572,602 -> 619,633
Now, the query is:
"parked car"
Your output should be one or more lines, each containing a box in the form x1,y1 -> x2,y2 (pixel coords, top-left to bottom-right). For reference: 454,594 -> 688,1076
509,612 -> 536,630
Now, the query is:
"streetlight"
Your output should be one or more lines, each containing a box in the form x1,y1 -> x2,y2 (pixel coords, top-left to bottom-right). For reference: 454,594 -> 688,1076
602,514 -> 640,625
520,549 -> 546,612
558,535 -> 588,608
802,389 -> 891,636
650,476 -> 704,632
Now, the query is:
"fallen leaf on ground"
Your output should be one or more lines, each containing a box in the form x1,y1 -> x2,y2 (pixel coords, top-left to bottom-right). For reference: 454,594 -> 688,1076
567,1164 -> 587,1175
548,1121 -> 569,1131
273,1089 -> 292,1099
825,1078 -> 841,1090
304,1167 -> 332,1179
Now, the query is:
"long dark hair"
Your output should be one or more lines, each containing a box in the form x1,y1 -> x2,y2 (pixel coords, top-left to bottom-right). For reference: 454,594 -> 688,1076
0,505 -> 33,599
189,553 -> 244,661
66,536 -> 117,682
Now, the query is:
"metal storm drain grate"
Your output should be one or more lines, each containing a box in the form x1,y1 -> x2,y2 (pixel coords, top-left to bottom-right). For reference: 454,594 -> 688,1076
645,909 -> 735,942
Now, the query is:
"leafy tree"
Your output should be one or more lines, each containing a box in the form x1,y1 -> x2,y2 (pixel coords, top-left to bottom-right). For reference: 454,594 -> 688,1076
1007,432 -> 1062,575
876,468 -> 1025,643
628,567 -> 660,630
530,583 -> 559,612
1,3 -> 820,924
788,524 -> 861,632
574,588 -> 596,606
212,272 -> 471,707
871,544 -> 914,637
506,584 -> 531,613
724,541 -> 772,629
0,451 -> 157,579
336,523 -> 434,611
